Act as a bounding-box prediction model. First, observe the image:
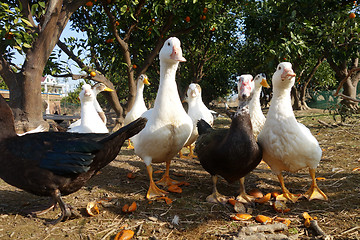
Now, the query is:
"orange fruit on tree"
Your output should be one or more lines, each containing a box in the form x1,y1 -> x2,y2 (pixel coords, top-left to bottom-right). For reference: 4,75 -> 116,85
200,15 -> 206,20
203,7 -> 208,14
115,21 -> 120,26
210,27 -> 216,32
85,1 -> 93,7
185,16 -> 190,23
90,71 -> 96,77
349,12 -> 356,19
151,18 -> 155,23
133,64 -> 137,69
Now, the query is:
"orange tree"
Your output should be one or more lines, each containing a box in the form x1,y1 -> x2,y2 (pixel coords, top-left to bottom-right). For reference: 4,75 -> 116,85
61,0 -> 244,125
238,0 -> 359,110
0,0 -> 88,132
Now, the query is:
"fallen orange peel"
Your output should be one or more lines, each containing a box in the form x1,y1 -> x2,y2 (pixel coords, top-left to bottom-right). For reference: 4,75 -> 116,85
273,200 -> 290,213
86,201 -> 100,216
255,193 -> 271,204
249,189 -> 263,199
231,213 -> 253,221
127,172 -> 136,179
156,196 -> 173,204
255,215 -> 273,224
114,229 -> 134,240
168,185 -> 182,193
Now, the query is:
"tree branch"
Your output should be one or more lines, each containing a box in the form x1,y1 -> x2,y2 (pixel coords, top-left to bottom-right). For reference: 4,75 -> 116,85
123,0 -> 146,42
138,13 -> 175,75
41,0 -> 61,32
57,40 -> 88,70
103,2 -> 136,110
304,56 -> 325,88
0,55 -> 17,88
18,0 -> 37,30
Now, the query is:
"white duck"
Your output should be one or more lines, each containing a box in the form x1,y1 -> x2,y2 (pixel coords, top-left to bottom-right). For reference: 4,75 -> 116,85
68,83 -> 113,129
132,37 -> 193,200
124,74 -> 150,149
258,62 -> 327,202
67,84 -> 109,133
180,83 -> 214,159
249,73 -> 270,138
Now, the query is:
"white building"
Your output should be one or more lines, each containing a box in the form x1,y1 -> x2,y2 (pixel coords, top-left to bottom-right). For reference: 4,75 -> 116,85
41,75 -> 69,97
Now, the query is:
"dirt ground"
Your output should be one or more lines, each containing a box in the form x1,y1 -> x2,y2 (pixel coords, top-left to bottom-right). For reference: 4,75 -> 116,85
0,108 -> 359,240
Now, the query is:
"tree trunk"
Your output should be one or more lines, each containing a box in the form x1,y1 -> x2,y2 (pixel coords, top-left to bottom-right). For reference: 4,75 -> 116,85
326,55 -> 359,110
341,75 -> 360,111
1,0 -> 87,133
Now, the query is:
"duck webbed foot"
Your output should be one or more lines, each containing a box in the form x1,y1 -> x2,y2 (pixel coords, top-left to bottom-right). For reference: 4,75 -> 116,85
156,175 -> 180,186
206,175 -> 228,204
46,190 -> 79,225
156,160 -> 180,186
147,180 -> 168,200
182,145 -> 197,159
126,139 -> 134,149
236,177 -> 255,204
304,169 -> 328,201
277,174 -> 301,203
146,165 -> 168,200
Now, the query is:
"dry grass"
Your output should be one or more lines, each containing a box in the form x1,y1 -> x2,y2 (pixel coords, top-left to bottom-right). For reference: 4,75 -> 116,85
0,109 -> 359,239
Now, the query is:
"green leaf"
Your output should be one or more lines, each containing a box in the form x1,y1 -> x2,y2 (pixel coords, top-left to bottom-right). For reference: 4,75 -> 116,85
23,43 -> 32,48
4,9 -> 14,14
130,13 -> 136,21
21,18 -> 33,27
120,5 -> 127,14
38,2 -> 45,8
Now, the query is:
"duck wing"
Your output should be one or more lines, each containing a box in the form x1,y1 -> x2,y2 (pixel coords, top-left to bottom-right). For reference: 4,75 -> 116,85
5,132 -> 105,176
194,119 -> 228,156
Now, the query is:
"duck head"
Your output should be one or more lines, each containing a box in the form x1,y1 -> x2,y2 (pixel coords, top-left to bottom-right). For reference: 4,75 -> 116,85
237,74 -> 254,101
272,62 -> 296,90
80,84 -> 95,103
159,37 -> 186,63
187,83 -> 201,99
92,83 -> 114,95
254,73 -> 270,89
138,74 -> 150,86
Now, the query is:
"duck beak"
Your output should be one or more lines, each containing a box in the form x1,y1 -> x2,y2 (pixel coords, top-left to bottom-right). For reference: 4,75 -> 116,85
260,78 -> 270,88
143,76 -> 150,86
281,68 -> 296,80
170,46 -> 186,62
84,88 -> 92,96
103,87 -> 114,92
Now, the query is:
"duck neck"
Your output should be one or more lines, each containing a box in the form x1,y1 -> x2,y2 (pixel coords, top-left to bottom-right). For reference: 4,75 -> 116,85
271,87 -> 294,118
236,100 -> 250,116
249,86 -> 262,113
81,100 -> 98,125
154,61 -> 182,109
232,101 -> 252,133
188,96 -> 203,108
134,83 -> 145,106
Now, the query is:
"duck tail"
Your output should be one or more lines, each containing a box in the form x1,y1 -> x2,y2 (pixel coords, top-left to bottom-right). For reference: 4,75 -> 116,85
197,119 -> 212,136
100,117 -> 147,143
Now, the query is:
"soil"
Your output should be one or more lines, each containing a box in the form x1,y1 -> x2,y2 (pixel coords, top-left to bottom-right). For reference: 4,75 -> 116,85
0,108 -> 359,240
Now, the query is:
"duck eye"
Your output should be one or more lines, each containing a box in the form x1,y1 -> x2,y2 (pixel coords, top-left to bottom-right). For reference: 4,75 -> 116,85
278,66 -> 281,70
167,42 -> 170,46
